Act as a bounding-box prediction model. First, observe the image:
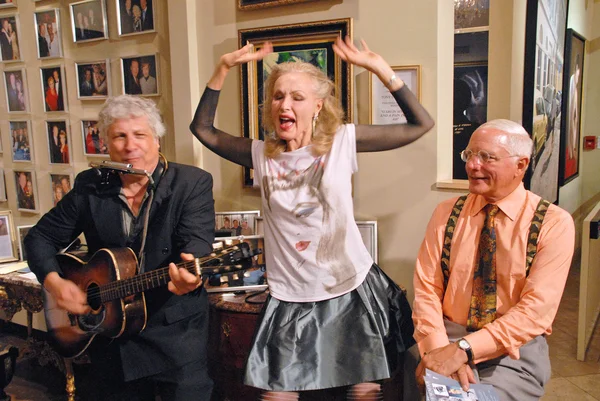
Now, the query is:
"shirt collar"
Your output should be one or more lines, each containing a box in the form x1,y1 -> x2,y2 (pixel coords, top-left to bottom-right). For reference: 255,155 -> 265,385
471,182 -> 526,221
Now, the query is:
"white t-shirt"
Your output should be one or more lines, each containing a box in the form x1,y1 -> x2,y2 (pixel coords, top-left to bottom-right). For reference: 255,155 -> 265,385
251,124 -> 373,302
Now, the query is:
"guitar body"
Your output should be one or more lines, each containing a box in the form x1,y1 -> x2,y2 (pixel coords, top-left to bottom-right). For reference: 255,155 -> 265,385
43,248 -> 147,358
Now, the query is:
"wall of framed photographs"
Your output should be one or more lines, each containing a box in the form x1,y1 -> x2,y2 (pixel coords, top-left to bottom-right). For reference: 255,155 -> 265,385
0,0 -> 173,240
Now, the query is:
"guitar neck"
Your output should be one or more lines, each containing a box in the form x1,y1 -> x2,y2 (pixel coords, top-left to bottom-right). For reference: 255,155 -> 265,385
96,250 -> 247,303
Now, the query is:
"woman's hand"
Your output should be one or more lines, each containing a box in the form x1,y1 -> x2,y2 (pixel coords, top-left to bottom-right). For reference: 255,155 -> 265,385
208,42 -> 273,90
333,36 -> 402,91
219,41 -> 274,71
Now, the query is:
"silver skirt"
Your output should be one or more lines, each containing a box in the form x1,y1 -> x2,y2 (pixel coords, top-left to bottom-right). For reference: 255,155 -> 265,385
243,264 -> 414,391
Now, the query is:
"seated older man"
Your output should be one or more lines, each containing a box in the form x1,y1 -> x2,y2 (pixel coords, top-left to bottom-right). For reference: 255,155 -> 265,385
406,119 -> 575,400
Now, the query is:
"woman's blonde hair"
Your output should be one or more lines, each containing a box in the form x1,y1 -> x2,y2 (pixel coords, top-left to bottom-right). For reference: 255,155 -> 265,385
262,61 -> 344,158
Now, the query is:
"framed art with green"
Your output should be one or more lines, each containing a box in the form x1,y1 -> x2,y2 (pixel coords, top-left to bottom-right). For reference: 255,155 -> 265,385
238,18 -> 353,186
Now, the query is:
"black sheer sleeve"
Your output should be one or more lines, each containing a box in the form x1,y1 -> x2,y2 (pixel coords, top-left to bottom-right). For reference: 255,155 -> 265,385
355,85 -> 435,152
189,87 -> 254,168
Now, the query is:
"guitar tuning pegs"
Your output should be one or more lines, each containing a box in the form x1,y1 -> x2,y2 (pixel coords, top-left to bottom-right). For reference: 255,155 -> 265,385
212,242 -> 223,250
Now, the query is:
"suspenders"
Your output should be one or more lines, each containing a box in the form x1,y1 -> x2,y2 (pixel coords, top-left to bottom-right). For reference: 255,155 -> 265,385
440,195 -> 551,293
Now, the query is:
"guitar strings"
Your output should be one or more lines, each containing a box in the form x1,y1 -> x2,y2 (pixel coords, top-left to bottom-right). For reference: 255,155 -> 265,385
85,247 -> 247,303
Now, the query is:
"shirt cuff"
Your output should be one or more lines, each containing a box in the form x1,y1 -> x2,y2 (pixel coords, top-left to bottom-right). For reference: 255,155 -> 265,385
417,331 -> 451,357
464,328 -> 511,363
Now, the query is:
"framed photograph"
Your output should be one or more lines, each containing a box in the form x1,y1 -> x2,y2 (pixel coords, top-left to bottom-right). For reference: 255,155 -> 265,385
116,0 -> 155,36
0,168 -> 7,202
215,210 -> 261,238
50,173 -> 72,207
70,0 -> 108,43
82,120 -> 108,156
0,1 -> 16,9
9,121 -> 33,163
238,0 -> 318,10
0,128 -> 3,153
0,14 -> 21,62
239,18 -> 352,186
522,0 -> 569,204
205,235 -> 267,293
121,54 -> 159,96
0,211 -> 18,263
14,170 -> 38,213
369,65 -> 421,125
356,220 -> 378,264
46,120 -> 71,165
452,62 -> 489,180
16,225 -> 33,261
40,66 -> 67,112
76,60 -> 110,99
559,29 -> 585,186
3,68 -> 29,113
34,9 -> 63,59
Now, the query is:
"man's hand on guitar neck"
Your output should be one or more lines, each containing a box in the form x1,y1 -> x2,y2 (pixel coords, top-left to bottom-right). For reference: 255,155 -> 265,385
44,272 -> 92,315
168,253 -> 203,295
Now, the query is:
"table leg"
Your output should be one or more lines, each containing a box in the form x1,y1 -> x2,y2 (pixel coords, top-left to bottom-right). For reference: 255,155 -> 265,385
64,358 -> 76,401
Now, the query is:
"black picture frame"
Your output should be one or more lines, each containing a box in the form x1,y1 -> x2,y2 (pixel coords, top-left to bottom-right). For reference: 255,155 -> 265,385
522,0 -> 569,204
558,29 -> 585,187
238,18 -> 352,186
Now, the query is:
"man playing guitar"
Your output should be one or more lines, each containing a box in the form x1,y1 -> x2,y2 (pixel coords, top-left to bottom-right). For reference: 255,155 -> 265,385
25,95 -> 216,401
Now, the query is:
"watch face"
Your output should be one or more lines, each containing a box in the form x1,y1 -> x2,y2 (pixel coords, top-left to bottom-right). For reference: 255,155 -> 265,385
459,339 -> 469,349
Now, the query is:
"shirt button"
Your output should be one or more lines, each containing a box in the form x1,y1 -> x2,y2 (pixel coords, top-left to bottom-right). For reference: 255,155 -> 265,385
162,247 -> 169,255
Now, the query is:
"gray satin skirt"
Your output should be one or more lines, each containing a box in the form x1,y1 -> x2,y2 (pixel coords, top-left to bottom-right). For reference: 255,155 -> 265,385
243,264 -> 415,392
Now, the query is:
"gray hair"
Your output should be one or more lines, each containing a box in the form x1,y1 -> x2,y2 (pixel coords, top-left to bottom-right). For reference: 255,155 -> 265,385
97,95 -> 165,139
476,119 -> 533,158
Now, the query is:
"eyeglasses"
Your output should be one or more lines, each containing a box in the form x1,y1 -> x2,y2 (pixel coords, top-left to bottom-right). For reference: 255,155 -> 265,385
460,149 -> 518,164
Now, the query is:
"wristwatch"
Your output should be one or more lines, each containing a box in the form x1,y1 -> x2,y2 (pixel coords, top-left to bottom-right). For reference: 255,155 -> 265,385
457,338 -> 474,363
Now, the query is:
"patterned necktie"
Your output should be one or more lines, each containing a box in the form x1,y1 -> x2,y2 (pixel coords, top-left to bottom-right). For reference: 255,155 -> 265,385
467,203 -> 500,331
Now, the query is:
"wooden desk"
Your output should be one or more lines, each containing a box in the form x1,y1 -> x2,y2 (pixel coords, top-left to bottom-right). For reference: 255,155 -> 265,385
0,272 -> 76,401
208,292 -> 266,401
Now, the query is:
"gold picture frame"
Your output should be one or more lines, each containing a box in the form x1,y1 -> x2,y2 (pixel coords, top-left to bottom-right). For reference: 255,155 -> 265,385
369,65 -> 421,124
238,18 -> 353,186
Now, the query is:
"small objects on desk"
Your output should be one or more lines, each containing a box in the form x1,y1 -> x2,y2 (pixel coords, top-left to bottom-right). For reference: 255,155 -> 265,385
0,262 -> 29,275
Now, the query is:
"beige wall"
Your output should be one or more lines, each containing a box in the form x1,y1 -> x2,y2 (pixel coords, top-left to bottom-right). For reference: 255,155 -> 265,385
0,0 -> 173,231
166,0 -> 597,300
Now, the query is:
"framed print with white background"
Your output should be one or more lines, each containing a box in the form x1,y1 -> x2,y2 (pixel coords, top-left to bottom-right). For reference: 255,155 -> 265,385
0,211 -> 18,263
369,66 -> 420,124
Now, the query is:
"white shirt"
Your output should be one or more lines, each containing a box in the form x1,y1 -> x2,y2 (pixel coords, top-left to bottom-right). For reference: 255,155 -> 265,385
251,124 -> 373,302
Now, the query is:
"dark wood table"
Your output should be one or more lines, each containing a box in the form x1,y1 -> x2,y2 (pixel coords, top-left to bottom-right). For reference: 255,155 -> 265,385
0,271 -> 76,401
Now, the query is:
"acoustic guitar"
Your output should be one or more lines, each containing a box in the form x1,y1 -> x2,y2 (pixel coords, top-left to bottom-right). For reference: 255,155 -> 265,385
43,243 -> 255,358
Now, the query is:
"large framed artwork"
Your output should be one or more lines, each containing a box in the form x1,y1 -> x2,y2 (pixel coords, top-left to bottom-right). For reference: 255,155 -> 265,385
239,18 -> 352,186
452,62 -> 488,180
238,0 -> 318,10
558,29 -> 585,186
522,0 -> 569,204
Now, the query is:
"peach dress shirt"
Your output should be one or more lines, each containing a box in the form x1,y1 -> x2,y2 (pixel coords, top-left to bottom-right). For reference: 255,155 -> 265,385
413,183 -> 575,363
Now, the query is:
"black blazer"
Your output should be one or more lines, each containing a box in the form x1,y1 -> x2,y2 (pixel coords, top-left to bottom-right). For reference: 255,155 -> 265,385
25,161 -> 215,382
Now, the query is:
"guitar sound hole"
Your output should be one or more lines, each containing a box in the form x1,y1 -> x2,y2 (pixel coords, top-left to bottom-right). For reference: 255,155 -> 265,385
87,283 -> 102,310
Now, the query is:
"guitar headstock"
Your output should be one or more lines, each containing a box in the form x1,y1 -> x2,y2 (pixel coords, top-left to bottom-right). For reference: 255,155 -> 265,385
200,241 -> 261,275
